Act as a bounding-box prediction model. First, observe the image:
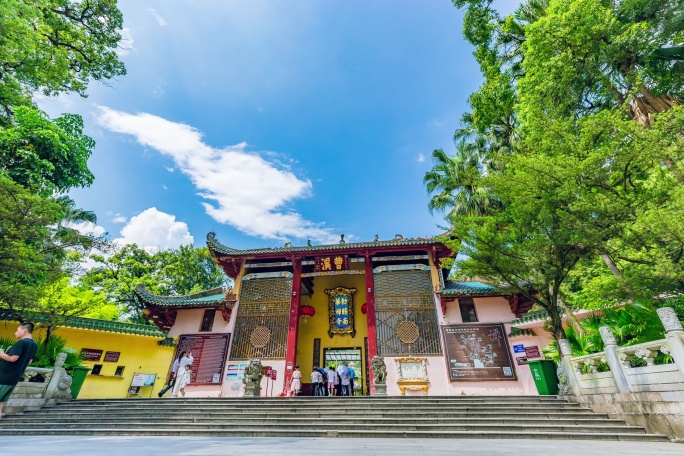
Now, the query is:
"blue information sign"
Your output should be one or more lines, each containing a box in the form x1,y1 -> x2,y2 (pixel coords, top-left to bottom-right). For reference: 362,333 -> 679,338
513,344 -> 525,353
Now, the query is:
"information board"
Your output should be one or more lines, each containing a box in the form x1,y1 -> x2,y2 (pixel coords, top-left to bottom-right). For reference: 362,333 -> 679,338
177,333 -> 231,384
442,323 -> 517,381
104,351 -> 120,362
82,348 -> 103,361
525,346 -> 541,358
131,373 -> 157,386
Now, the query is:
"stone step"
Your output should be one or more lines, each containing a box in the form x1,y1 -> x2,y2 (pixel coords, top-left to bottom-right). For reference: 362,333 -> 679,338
45,403 -> 585,411
0,421 -> 649,434
0,415 -> 625,428
1,428 -> 668,441
71,396 -> 567,405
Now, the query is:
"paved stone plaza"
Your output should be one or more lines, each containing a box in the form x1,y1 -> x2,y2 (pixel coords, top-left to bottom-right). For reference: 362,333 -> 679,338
1,436 -> 680,456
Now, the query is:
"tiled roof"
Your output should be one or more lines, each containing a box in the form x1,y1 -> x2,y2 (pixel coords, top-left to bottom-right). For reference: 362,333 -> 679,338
207,232 -> 446,256
0,309 -> 166,338
508,327 -> 537,338
135,285 -> 232,308
511,309 -> 550,325
441,281 -> 516,297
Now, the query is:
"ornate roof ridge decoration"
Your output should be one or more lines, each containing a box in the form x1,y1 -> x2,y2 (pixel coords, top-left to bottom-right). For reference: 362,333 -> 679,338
135,284 -> 236,308
0,309 -> 166,338
206,231 -> 446,256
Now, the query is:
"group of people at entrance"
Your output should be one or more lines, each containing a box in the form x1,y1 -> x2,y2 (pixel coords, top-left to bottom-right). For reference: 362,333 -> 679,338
158,350 -> 194,398
290,364 -> 357,396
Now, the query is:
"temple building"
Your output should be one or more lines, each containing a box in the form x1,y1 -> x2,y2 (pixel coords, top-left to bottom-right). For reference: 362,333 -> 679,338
137,232 -> 544,397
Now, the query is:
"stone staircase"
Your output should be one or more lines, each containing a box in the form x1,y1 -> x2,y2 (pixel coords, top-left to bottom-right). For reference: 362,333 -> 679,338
0,396 -> 668,440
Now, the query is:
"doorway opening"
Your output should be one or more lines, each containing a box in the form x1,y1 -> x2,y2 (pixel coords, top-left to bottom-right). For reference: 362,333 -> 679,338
324,347 -> 364,395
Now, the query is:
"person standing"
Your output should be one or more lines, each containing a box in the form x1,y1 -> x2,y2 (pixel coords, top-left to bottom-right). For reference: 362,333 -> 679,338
158,351 -> 183,397
348,366 -> 356,397
0,322 -> 38,417
170,350 -> 193,397
177,365 -> 192,397
339,365 -> 351,396
314,366 -> 328,396
310,368 -> 319,396
326,366 -> 337,397
290,365 -> 302,396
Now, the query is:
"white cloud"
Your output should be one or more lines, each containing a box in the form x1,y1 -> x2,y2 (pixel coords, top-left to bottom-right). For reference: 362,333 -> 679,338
162,185 -> 168,190
117,27 -> 135,56
417,154 -> 426,163
164,166 -> 174,173
112,214 -> 128,224
64,221 -> 107,238
116,207 -> 193,252
96,107 -> 339,243
148,8 -> 168,26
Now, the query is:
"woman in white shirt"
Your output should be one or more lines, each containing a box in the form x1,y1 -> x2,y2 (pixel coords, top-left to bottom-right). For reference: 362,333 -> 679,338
171,350 -> 193,397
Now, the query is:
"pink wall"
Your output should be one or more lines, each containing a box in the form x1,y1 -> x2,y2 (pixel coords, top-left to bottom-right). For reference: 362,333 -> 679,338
169,306 -> 237,397
431,296 -> 540,396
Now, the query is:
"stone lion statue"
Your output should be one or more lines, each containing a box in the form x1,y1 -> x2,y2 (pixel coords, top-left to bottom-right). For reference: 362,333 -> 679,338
242,359 -> 264,386
371,356 -> 387,384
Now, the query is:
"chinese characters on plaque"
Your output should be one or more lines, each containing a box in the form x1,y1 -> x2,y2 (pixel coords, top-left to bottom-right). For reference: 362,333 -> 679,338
315,255 -> 349,272
325,286 -> 356,338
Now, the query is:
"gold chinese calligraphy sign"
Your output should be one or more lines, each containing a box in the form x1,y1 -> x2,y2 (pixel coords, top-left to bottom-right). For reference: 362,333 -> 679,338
315,255 -> 349,272
325,286 -> 357,338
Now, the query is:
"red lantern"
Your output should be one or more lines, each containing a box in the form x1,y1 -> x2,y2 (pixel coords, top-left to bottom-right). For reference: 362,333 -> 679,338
299,304 -> 315,319
361,303 -> 368,315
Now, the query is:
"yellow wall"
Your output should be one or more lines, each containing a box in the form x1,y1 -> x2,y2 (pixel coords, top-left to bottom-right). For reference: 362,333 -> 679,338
0,320 -> 175,399
297,272 -> 369,392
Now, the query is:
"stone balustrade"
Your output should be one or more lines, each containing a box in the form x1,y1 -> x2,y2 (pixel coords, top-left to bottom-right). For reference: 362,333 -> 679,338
558,307 -> 684,440
4,352 -> 73,415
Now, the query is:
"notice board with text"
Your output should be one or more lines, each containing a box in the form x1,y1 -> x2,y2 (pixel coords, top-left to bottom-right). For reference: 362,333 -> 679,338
176,333 -> 231,384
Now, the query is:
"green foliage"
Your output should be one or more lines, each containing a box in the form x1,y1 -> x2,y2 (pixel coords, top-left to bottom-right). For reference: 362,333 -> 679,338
82,244 -> 231,323
0,106 -> 95,195
0,0 -> 126,119
434,0 -> 684,348
0,175 -> 106,313
32,335 -> 84,370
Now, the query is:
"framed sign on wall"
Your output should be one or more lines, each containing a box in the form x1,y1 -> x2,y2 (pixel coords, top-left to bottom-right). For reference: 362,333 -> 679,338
442,323 -> 517,381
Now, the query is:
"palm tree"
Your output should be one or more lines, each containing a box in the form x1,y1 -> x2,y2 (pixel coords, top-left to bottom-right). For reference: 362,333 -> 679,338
424,141 -> 501,219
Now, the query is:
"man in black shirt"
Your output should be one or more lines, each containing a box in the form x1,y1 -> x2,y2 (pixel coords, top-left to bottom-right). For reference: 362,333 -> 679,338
0,322 -> 38,417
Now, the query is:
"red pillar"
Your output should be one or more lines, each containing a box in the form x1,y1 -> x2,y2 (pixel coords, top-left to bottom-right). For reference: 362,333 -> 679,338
283,258 -> 302,395
365,254 -> 378,395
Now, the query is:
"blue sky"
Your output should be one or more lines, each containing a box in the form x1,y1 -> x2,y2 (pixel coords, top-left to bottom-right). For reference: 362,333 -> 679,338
40,0 -> 519,251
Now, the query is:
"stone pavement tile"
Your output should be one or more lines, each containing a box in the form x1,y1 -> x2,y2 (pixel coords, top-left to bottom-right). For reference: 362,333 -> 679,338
1,437 -> 680,456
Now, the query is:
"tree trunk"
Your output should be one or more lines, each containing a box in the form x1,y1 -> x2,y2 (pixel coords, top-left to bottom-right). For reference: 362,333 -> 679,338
628,86 -> 680,128
599,249 -> 633,294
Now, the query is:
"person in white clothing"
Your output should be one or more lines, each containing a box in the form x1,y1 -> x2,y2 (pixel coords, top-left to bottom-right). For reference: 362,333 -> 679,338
326,366 -> 337,396
177,365 -> 192,397
171,350 -> 193,397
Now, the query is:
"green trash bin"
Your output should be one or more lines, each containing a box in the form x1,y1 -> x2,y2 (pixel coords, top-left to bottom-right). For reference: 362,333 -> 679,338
70,366 -> 91,399
525,359 -> 559,395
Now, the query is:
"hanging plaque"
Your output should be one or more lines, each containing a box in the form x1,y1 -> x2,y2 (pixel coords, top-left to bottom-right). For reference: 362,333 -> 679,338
315,255 -> 349,272
325,286 -> 356,337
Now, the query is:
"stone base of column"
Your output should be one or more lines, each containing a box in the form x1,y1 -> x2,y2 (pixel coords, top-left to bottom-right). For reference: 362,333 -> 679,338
373,384 -> 387,396
243,384 -> 261,397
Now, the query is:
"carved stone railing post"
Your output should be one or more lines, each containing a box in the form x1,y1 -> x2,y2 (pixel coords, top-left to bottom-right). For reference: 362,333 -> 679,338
599,326 -> 631,393
558,339 -> 581,396
44,352 -> 73,401
657,307 -> 684,379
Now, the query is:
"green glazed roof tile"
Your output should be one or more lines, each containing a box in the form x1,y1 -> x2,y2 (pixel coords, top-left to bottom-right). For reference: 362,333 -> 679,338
0,309 -> 166,338
135,285 -> 232,308
441,281 -> 515,296
207,232 -> 445,256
